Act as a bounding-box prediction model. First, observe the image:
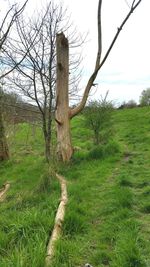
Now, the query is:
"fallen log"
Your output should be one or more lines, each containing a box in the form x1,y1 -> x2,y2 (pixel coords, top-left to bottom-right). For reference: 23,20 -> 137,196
45,173 -> 68,266
0,182 -> 10,202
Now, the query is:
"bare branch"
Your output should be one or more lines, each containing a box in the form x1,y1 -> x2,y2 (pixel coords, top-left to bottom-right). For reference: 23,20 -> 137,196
0,1 -> 28,79
70,0 -> 143,118
99,0 -> 142,70
95,0 -> 102,71
0,1 -> 28,51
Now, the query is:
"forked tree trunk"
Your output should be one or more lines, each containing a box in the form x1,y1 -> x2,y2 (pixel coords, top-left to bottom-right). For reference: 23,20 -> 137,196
55,0 -> 142,162
55,33 -> 73,161
0,110 -> 9,161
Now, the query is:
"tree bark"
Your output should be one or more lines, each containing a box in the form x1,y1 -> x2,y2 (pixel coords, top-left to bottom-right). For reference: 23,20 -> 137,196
0,109 -> 9,161
42,121 -> 51,163
45,134 -> 51,163
55,33 -> 73,161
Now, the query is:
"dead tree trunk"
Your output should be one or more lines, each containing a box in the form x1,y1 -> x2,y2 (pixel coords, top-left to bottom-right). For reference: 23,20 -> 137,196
0,108 -> 9,161
55,0 -> 142,162
55,33 -> 73,161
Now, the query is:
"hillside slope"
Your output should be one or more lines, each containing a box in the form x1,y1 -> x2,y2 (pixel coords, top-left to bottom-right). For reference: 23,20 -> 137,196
0,107 -> 149,267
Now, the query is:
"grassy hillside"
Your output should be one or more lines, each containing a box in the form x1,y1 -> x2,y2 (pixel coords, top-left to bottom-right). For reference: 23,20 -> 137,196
0,107 -> 150,266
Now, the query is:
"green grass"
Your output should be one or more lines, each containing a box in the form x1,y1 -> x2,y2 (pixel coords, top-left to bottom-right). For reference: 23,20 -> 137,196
0,123 -> 60,267
7,123 -> 45,156
0,107 -> 150,266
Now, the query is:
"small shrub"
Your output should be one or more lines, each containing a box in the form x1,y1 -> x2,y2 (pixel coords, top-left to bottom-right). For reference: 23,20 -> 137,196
84,95 -> 114,145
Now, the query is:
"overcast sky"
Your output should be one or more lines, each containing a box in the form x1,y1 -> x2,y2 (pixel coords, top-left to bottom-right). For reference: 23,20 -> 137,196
63,0 -> 150,105
2,0 -> 150,105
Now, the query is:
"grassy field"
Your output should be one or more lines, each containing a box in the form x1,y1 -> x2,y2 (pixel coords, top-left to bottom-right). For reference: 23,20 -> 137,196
0,107 -> 150,266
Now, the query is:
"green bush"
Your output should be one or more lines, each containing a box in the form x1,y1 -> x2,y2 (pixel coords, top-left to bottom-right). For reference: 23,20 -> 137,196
84,95 -> 114,145
139,88 -> 150,106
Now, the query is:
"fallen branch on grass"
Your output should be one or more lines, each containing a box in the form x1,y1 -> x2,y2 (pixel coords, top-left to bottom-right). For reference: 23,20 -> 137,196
45,173 -> 68,266
0,182 -> 10,202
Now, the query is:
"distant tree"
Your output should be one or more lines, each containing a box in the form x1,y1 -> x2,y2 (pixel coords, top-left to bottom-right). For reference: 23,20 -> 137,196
119,99 -> 137,109
139,88 -> 150,106
126,100 -> 137,108
84,93 -> 114,145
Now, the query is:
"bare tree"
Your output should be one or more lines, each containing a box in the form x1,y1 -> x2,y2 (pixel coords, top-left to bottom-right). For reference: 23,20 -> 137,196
6,2 -> 83,162
55,0 -> 143,161
0,1 -> 28,161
